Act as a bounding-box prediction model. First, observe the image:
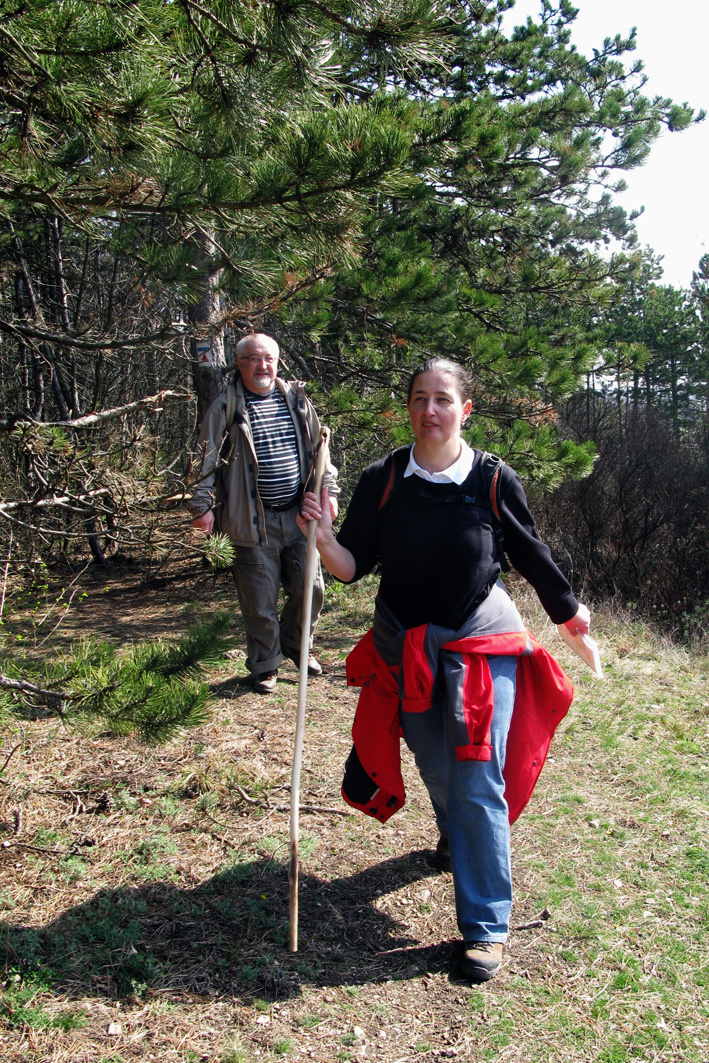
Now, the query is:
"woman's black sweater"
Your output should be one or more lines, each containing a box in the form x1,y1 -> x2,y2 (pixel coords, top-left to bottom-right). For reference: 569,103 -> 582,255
336,448 -> 578,631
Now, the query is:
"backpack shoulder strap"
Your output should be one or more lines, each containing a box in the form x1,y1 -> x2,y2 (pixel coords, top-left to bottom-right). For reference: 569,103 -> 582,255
212,386 -> 238,534
216,384 -> 239,472
378,447 -> 410,511
290,380 -> 316,475
477,451 -> 504,509
479,451 -> 510,572
225,383 -> 237,431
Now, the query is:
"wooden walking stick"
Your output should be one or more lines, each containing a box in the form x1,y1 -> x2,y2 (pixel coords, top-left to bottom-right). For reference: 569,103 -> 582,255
289,427 -> 330,952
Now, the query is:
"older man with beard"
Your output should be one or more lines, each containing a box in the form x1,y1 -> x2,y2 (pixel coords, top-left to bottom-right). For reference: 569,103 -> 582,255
189,333 -> 338,693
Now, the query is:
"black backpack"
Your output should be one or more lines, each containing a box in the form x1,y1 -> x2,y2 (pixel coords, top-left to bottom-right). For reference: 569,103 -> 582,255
377,446 -> 510,571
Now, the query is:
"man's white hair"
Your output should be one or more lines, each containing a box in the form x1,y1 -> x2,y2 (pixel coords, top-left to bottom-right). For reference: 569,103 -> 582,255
236,333 -> 280,359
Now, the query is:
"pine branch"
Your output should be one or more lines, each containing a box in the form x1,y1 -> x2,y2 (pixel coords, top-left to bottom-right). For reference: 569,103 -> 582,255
134,612 -> 234,679
0,616 -> 236,743
203,533 -> 236,572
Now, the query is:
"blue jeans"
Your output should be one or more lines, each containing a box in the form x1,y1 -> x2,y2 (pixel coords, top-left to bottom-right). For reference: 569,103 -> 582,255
400,655 -> 517,942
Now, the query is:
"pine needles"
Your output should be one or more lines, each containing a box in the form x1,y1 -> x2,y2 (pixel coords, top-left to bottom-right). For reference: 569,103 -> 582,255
202,533 -> 236,573
0,612 -> 235,744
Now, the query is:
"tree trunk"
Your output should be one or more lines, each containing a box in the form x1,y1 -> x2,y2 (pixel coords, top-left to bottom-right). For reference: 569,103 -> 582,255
190,232 -> 227,425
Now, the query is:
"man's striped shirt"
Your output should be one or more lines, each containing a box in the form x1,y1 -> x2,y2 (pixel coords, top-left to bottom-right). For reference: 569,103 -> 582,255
244,387 -> 301,506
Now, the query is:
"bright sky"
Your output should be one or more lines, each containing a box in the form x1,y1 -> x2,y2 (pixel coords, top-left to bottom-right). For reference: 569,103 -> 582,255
506,0 -> 709,289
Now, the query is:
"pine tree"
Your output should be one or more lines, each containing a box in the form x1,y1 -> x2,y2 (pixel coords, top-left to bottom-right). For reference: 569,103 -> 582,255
273,1 -> 701,488
0,0 -> 703,564
691,255 -> 709,441
0,0 -> 451,563
591,260 -> 703,441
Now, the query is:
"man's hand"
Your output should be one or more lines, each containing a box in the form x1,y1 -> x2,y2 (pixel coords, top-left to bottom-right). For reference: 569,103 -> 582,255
564,602 -> 590,636
191,510 -> 215,534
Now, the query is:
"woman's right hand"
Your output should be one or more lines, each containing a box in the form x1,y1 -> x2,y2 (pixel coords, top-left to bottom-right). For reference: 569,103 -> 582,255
297,486 -> 334,545
298,486 -> 356,582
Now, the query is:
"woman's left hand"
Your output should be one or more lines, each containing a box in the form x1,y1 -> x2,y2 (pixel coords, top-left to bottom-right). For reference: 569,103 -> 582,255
564,603 -> 591,636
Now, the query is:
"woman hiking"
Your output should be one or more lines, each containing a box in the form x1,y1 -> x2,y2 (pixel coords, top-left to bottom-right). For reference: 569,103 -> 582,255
298,358 -> 590,982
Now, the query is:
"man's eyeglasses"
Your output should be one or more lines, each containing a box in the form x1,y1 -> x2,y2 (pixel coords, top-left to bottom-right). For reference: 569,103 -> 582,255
238,355 -> 277,366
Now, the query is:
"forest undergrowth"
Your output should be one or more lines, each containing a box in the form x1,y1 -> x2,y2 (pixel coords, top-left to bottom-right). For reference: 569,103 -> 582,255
0,562 -> 707,1063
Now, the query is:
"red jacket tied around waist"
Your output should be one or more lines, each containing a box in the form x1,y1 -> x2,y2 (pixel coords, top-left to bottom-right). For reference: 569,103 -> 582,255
342,590 -> 574,826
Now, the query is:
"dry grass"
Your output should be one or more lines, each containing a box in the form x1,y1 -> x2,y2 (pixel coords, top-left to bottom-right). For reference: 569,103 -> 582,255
0,563 -> 707,1062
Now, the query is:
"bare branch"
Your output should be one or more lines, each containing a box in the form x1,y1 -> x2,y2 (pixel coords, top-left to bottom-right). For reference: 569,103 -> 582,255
0,317 -> 178,352
0,489 -> 112,513
0,530 -> 11,623
0,672 -> 64,701
0,390 -> 192,432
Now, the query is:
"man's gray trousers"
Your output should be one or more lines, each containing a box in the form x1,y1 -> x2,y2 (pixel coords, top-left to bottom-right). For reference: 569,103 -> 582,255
232,503 -> 324,677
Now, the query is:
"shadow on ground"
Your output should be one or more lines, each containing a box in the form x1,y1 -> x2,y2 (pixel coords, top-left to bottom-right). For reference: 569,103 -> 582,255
0,852 -> 454,1003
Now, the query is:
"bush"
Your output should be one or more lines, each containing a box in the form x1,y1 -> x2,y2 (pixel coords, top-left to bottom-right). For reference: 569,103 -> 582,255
536,393 -> 709,643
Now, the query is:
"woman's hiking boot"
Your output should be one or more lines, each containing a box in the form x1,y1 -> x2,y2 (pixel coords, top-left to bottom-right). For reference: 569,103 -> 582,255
459,941 -> 503,982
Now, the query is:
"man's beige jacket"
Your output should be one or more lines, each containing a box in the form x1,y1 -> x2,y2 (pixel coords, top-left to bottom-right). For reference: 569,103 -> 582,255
189,376 -> 338,547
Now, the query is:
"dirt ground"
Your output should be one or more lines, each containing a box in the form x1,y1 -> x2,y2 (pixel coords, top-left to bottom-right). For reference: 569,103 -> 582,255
0,560 -> 577,1062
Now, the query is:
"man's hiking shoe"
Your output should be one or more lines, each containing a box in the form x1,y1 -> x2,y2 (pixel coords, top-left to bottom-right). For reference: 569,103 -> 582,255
459,941 -> 503,982
253,670 -> 278,694
283,649 -> 323,677
434,835 -> 452,872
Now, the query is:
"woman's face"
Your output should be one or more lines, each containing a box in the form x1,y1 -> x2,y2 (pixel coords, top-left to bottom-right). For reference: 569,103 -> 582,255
406,370 -> 472,449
